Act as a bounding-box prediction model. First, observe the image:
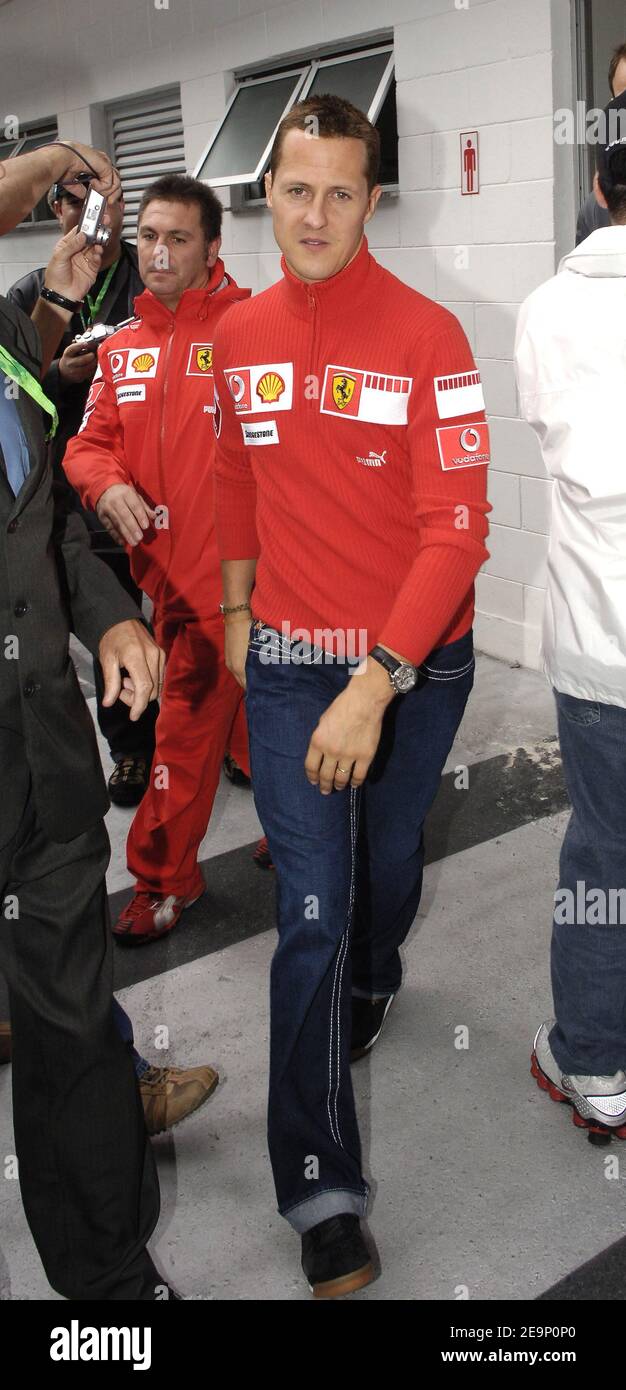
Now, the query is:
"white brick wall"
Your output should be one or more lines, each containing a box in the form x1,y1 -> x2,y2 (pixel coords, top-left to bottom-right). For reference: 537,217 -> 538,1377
0,0 -> 573,670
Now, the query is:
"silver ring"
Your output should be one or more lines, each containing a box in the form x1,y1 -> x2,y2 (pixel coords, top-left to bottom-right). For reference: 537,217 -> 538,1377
337,765 -> 348,774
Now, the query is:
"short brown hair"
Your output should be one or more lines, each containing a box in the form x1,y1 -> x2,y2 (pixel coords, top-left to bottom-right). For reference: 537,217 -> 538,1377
270,94 -> 380,192
138,173 -> 222,242
609,42 -> 626,96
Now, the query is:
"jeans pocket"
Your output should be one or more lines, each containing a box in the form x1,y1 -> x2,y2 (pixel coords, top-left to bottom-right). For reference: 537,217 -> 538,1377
417,630 -> 475,684
556,690 -> 601,726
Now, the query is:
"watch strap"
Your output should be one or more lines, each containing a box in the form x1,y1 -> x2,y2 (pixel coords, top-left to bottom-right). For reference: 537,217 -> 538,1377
40,286 -> 84,313
369,644 -> 402,677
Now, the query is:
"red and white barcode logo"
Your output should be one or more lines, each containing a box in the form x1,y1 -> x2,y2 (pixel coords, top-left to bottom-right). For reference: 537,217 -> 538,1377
321,364 -> 412,426
437,421 -> 490,470
434,370 -> 484,420
77,378 -> 105,434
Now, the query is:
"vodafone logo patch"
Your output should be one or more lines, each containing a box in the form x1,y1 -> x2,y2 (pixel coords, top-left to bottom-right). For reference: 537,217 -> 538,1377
436,421 -> 490,470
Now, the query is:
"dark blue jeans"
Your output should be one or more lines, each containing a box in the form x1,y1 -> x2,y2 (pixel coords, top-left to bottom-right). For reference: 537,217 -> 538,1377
245,622 -> 475,1232
549,689 -> 626,1076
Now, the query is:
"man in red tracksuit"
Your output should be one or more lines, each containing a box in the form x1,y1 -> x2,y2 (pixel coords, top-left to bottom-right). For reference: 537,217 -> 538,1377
213,96 -> 491,1296
65,174 -> 250,943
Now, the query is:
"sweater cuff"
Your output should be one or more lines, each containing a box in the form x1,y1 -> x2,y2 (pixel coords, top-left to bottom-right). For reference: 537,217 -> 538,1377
376,542 -> 485,667
81,470 -> 130,514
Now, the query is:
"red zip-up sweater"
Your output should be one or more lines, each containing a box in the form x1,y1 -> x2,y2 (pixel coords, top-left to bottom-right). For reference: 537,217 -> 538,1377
64,259 -> 250,620
213,238 -> 491,666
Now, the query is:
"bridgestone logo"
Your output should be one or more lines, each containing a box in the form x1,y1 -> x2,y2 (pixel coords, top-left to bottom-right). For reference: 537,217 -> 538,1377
241,419 -> 279,445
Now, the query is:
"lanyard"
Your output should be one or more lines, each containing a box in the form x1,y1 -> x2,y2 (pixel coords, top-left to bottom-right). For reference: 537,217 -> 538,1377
0,344 -> 58,440
81,258 -> 119,329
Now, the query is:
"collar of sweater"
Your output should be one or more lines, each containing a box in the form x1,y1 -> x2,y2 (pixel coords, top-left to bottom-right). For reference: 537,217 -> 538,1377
279,235 -> 374,320
134,257 -> 232,325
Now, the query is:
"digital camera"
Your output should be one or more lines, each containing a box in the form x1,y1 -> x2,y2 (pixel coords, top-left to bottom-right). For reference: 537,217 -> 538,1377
73,316 -> 136,351
77,188 -> 111,246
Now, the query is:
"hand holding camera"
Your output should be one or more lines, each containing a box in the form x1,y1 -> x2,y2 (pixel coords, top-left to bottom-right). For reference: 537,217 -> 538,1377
42,223 -> 105,313
58,339 -> 98,385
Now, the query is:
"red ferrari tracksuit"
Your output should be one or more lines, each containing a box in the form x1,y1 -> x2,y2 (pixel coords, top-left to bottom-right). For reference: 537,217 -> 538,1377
64,259 -> 251,897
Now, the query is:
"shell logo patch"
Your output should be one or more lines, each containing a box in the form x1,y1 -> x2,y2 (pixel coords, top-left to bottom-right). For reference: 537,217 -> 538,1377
256,371 -> 285,405
436,421 -> 490,470
332,374 -> 356,411
321,364 -> 412,426
224,362 -> 293,414
108,347 -> 160,381
131,352 -> 155,373
187,343 -> 214,375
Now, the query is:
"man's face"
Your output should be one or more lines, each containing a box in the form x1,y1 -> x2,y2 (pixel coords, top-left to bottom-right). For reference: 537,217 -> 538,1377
265,128 -> 381,283
612,59 -> 626,99
54,190 -> 124,242
137,199 -> 220,302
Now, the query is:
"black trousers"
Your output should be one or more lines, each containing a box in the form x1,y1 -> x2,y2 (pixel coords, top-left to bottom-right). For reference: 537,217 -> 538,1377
89,529 -> 158,762
0,786 -> 161,1299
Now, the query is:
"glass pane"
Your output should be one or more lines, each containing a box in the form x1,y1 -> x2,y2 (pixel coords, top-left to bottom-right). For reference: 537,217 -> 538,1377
197,74 -> 303,183
376,81 -> 398,186
306,52 -> 390,116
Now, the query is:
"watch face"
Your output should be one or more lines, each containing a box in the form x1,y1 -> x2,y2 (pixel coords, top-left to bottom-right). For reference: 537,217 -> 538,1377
395,664 -> 417,693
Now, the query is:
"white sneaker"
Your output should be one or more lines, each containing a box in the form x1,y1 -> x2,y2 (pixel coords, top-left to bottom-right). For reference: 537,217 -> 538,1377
532,1020 -> 626,1142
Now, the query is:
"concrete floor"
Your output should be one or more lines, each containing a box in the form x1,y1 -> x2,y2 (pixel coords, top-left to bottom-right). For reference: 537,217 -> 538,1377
3,652 -> 615,1302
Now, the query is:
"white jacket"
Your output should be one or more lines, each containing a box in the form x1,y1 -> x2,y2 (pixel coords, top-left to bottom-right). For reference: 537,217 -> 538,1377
515,226 -> 626,708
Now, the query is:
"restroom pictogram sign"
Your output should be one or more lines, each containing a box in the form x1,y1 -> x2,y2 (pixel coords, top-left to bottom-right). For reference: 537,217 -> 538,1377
461,131 -> 479,195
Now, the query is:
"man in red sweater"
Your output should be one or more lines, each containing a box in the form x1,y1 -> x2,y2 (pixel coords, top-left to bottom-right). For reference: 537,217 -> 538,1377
214,96 -> 491,1297
65,174 -> 250,943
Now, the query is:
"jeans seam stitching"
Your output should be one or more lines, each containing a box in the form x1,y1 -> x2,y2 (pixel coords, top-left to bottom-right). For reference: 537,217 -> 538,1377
419,659 -> 475,678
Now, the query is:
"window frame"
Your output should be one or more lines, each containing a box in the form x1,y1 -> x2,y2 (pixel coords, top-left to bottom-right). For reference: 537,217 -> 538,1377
193,65 -> 311,188
0,116 -> 59,229
298,43 -> 395,127
194,43 -> 396,197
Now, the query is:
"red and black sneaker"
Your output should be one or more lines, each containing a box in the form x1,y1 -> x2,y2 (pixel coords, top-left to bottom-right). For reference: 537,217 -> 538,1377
252,836 -> 274,870
113,888 -> 205,946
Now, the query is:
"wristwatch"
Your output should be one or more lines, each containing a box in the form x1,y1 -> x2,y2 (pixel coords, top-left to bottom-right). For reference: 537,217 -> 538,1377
369,645 -> 417,694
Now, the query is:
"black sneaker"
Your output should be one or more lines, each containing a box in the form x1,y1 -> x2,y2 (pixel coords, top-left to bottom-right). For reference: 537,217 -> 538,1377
350,993 -> 396,1062
108,756 -> 150,807
223,753 -> 251,789
301,1215 -> 374,1298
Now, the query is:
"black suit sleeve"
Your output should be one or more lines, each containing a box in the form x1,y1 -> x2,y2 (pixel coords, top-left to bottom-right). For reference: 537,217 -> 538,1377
2,292 -> 143,657
51,468 -> 143,658
8,270 -> 72,407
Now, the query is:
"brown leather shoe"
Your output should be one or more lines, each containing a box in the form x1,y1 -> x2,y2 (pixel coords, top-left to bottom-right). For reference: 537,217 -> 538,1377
0,1022 -> 11,1066
139,1063 -> 218,1136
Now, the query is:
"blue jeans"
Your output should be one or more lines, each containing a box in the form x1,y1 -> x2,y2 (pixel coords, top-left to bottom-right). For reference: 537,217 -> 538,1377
245,622 -> 475,1232
549,689 -> 626,1076
112,997 -> 150,1080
